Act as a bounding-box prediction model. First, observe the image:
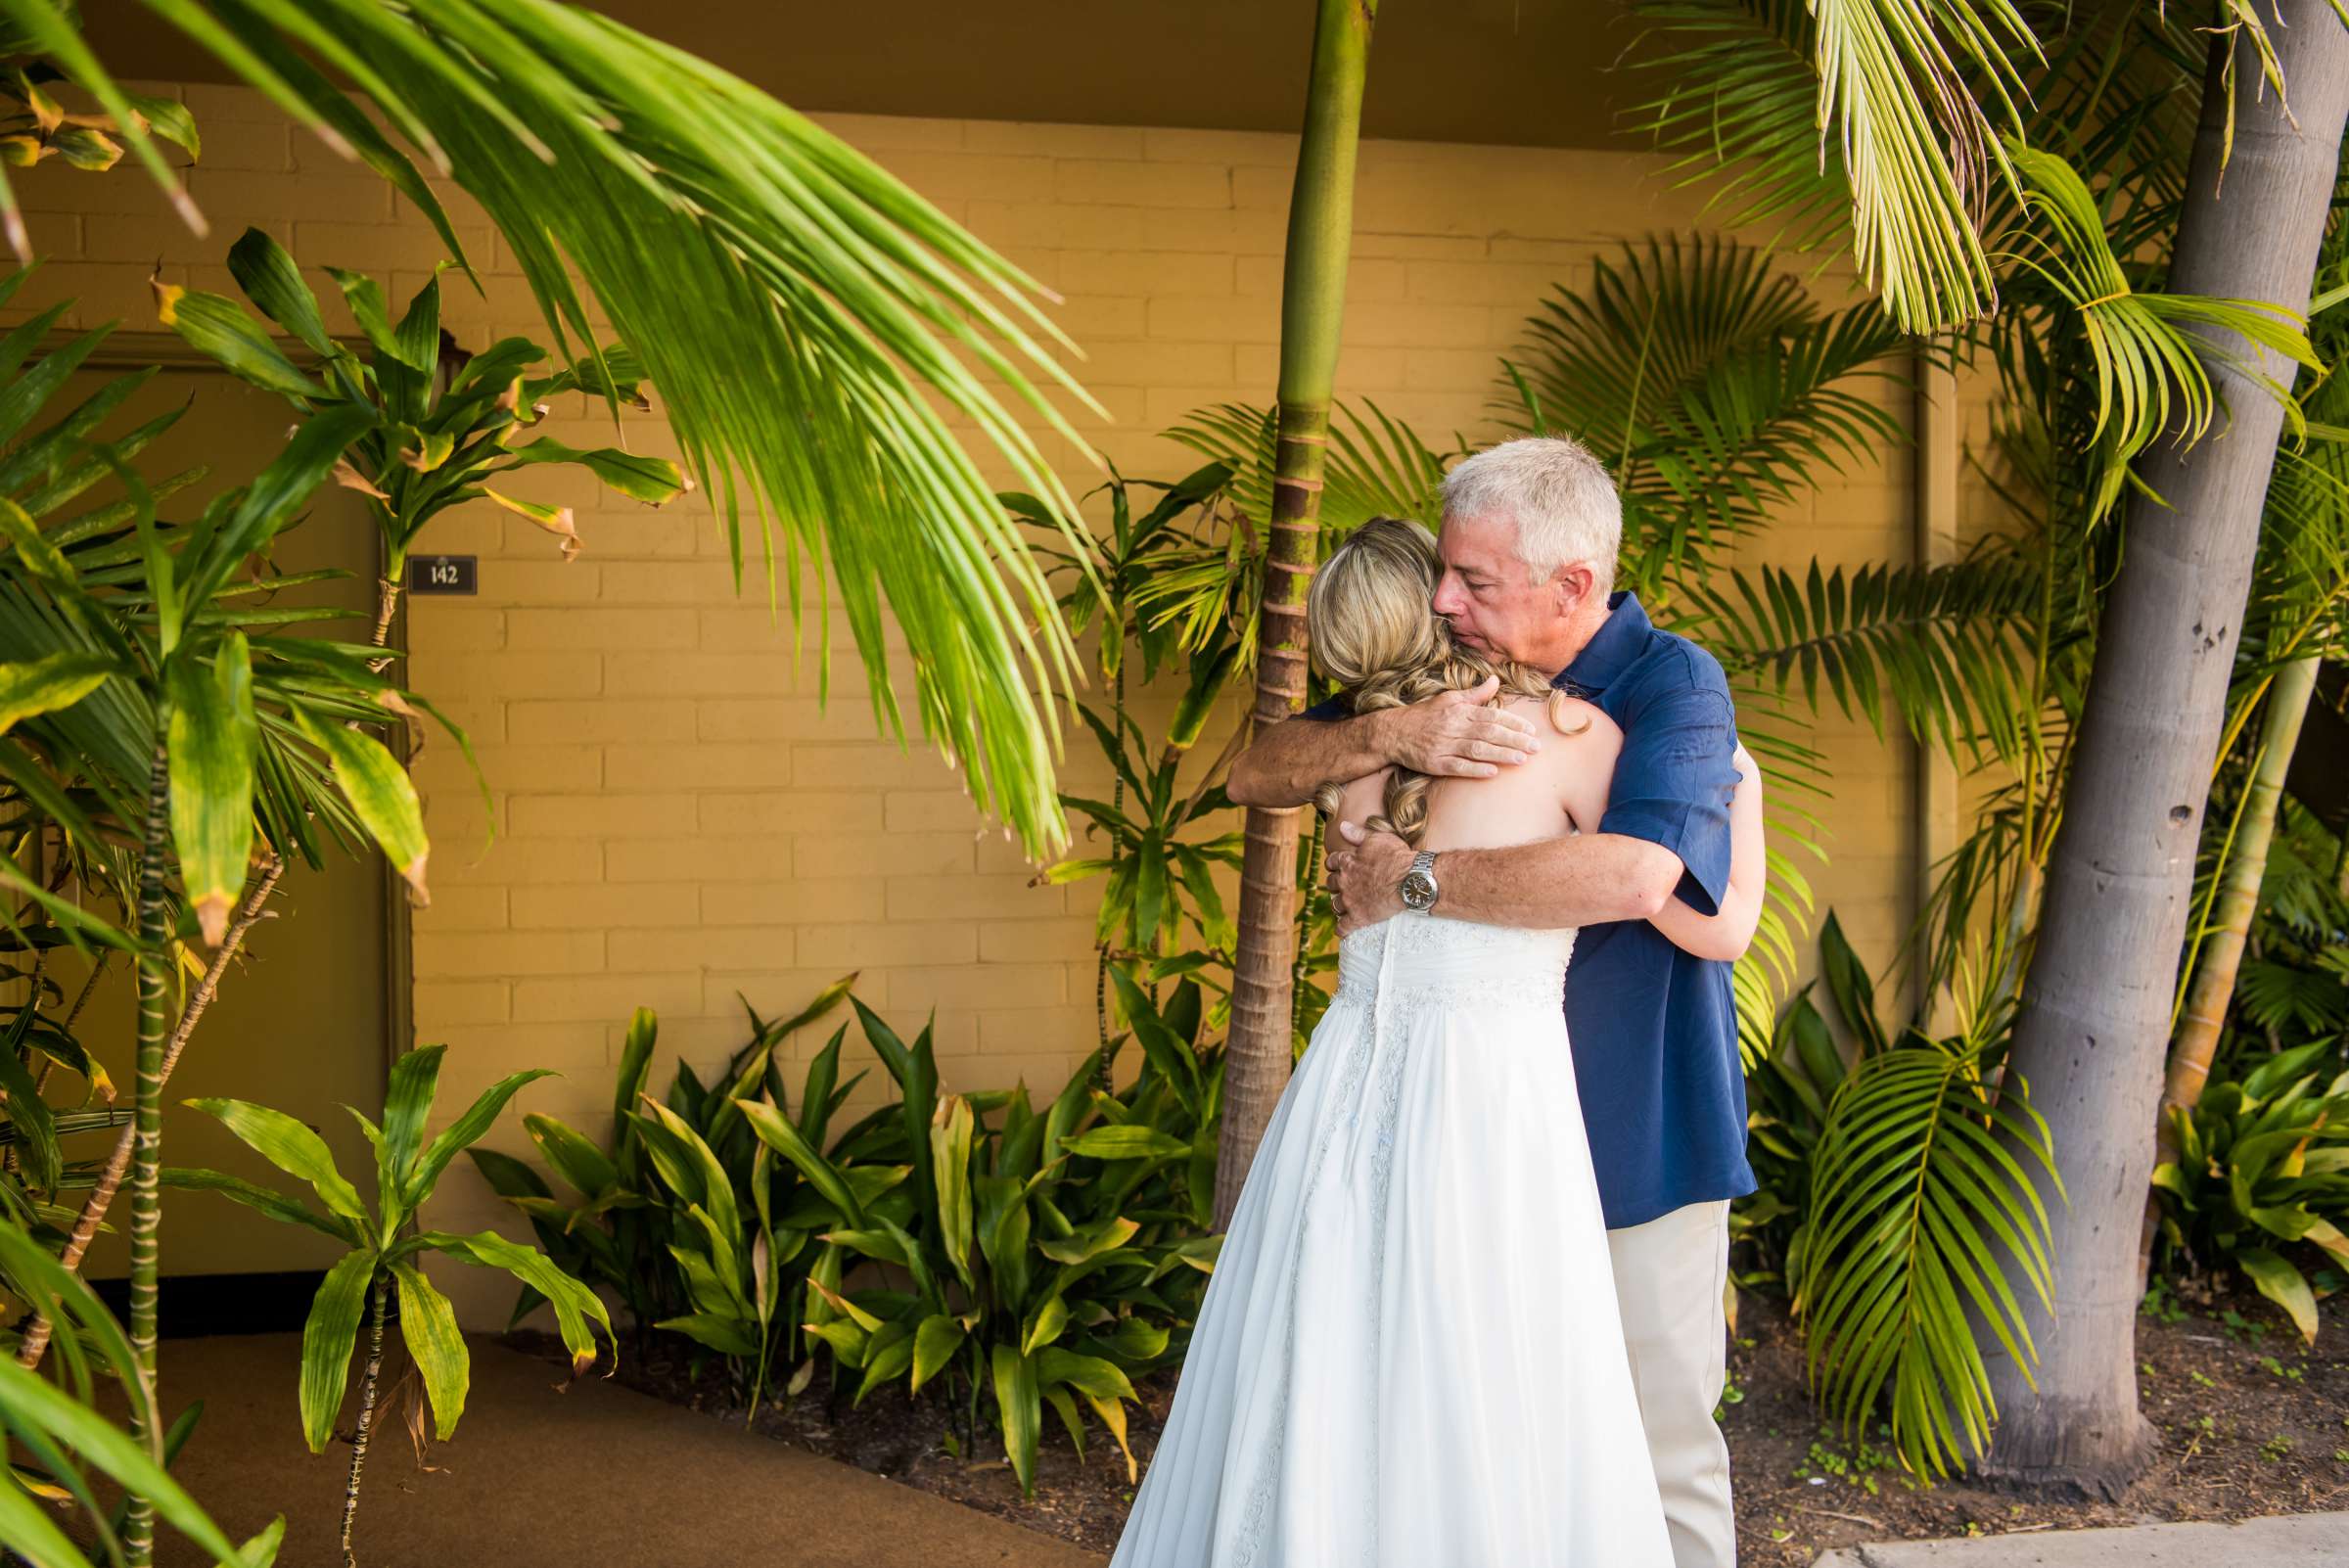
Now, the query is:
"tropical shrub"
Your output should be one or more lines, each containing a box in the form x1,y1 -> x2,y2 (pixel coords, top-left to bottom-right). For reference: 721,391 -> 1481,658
470,980 -> 867,1409
169,1043 -> 613,1565
788,983 -> 1219,1494
2150,1038 -> 2349,1342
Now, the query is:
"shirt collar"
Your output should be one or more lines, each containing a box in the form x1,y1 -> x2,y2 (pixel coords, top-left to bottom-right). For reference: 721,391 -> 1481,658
1559,591 -> 1649,694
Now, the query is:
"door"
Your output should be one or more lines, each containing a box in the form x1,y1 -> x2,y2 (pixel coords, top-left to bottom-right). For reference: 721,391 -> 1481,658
60,340 -> 396,1297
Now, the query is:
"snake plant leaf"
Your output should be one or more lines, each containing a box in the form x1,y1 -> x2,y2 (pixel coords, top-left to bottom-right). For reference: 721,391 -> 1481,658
320,266 -> 405,367
165,632 -> 258,947
2235,1246 -> 2320,1343
991,1344 -> 1042,1496
737,1095 -> 865,1228
524,1112 -> 618,1200
910,1313 -> 967,1394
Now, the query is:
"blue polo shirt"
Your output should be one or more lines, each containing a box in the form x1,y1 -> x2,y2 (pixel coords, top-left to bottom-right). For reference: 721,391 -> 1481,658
1306,591 -> 1755,1228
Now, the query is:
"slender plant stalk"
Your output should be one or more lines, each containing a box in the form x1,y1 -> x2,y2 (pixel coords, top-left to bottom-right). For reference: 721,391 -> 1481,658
1216,0 -> 1377,1229
369,575 -> 401,674
341,1272 -> 393,1568
2139,655 -> 2321,1277
18,853 -> 286,1373
123,744 -> 171,1564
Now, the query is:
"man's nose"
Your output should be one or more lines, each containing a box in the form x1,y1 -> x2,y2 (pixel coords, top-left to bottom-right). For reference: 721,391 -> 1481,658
1431,576 -> 1463,616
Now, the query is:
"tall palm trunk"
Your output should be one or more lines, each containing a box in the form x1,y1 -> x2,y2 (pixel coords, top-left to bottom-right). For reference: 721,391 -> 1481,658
124,743 -> 172,1563
2140,655 -> 2323,1275
1216,0 -> 1377,1227
1982,7 -> 2349,1496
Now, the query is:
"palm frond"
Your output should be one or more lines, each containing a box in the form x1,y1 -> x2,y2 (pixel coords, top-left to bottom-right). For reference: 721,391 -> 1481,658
1797,1034 -> 2059,1476
61,0 -> 1113,853
1493,236 -> 1907,589
1628,0 -> 2042,331
1684,554 -> 2043,765
2000,143 -> 2319,521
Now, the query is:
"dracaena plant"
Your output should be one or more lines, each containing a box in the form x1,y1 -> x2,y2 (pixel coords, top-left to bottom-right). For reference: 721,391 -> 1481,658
769,986 -> 1219,1496
167,1043 -> 613,1568
0,265 -> 484,1559
155,228 -> 691,651
469,980 -> 882,1411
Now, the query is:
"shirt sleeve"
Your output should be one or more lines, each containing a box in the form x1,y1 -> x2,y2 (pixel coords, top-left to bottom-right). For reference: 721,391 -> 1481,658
1297,695 -> 1348,722
1598,663 -> 1741,915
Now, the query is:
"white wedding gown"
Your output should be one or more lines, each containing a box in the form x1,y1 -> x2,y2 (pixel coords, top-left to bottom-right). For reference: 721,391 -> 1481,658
1109,913 -> 1673,1567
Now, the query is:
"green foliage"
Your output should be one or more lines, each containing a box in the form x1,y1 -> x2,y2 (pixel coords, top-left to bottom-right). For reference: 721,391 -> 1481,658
803,978 -> 1218,1495
0,1218 -> 276,1568
161,229 -> 688,584
507,975 -> 1221,1495
168,1044 -> 613,1451
471,980 -> 863,1409
2151,1038 -> 2349,1343
64,0 -> 1108,855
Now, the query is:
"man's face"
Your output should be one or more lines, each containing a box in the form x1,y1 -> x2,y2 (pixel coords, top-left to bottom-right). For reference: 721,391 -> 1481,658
1432,510 -> 1589,671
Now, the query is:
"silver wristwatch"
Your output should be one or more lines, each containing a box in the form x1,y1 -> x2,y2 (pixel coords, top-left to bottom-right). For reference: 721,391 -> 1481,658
1398,850 -> 1440,913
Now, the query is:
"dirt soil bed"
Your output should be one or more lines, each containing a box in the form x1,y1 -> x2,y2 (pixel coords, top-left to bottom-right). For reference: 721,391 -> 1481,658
510,1286 -> 2349,1564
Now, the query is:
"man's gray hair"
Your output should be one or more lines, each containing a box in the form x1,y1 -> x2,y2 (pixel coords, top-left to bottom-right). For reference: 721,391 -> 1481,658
1441,436 -> 1621,592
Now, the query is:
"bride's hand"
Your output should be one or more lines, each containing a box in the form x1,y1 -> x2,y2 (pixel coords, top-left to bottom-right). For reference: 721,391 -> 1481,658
1324,820 -> 1412,936
1375,676 -> 1540,778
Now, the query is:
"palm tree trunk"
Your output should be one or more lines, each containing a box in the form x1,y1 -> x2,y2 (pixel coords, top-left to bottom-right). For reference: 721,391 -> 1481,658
2139,655 -> 2323,1276
1215,0 -> 1377,1228
123,743 -> 171,1565
1981,8 -> 2349,1497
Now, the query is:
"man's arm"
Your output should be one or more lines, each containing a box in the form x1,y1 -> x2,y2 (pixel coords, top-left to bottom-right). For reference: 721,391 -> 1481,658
1226,675 -> 1543,807
1329,823 -> 1681,934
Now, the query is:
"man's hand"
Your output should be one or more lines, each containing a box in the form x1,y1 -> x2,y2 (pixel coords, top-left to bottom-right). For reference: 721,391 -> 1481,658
1324,820 -> 1415,937
1378,675 -> 1541,779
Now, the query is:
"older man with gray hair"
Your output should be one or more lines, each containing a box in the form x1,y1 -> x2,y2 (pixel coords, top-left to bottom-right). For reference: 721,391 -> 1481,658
1228,434 -> 1752,1568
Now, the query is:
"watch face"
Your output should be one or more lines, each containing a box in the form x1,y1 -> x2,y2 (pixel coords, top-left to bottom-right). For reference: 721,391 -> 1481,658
1400,871 -> 1437,910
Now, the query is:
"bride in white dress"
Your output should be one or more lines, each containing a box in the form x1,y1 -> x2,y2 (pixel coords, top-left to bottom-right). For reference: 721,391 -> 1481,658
1109,519 -> 1752,1567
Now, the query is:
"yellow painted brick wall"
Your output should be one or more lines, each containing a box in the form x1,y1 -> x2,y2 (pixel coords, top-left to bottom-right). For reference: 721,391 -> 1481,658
21,84 -> 1927,1323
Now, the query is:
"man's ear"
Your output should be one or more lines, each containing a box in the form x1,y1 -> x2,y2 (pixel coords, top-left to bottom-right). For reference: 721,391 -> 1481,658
1551,561 -> 1595,616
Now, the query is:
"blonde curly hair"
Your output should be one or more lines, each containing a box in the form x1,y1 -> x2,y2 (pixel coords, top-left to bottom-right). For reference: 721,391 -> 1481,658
1305,516 -> 1587,846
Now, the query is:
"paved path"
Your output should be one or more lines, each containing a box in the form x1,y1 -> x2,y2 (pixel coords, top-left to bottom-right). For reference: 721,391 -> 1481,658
1814,1511 -> 2349,1566
146,1332 -> 1106,1568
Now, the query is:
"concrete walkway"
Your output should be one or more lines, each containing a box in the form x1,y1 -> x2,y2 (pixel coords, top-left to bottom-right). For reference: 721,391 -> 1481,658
146,1332 -> 1106,1568
1814,1511 -> 2349,1566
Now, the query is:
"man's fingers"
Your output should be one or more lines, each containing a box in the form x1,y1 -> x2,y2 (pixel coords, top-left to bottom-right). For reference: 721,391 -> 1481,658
1425,756 -> 1501,779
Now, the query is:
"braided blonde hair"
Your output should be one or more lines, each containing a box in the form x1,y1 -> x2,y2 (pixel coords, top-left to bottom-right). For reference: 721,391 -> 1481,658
1306,516 -> 1588,846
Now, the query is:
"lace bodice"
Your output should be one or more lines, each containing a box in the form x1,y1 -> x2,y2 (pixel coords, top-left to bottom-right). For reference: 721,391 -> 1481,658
1332,914 -> 1577,1012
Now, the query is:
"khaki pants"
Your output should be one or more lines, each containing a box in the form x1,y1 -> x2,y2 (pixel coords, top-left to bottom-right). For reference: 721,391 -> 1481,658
1607,1199 -> 1735,1568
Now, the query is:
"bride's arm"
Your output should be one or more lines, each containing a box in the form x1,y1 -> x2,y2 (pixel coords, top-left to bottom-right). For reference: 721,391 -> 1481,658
1647,747 -> 1764,960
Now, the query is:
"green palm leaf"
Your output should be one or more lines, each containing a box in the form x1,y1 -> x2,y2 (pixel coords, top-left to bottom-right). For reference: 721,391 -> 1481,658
62,0 -> 1110,853
1628,0 -> 2042,330
1796,1036 -> 2059,1475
